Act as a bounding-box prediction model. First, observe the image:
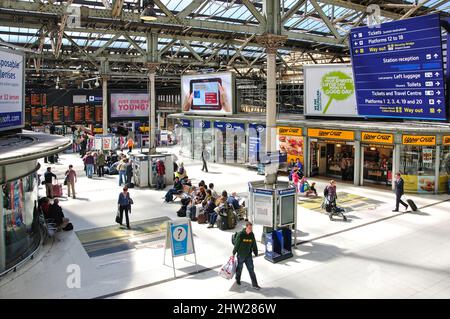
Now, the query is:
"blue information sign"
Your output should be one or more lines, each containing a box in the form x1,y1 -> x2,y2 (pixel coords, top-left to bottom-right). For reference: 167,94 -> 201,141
213,121 -> 245,131
350,14 -> 446,120
181,119 -> 191,127
170,224 -> 189,257
248,123 -> 265,164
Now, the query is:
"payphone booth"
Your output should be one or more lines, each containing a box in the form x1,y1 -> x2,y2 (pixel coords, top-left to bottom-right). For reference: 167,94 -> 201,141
131,153 -> 149,188
248,181 -> 297,263
149,153 -> 174,188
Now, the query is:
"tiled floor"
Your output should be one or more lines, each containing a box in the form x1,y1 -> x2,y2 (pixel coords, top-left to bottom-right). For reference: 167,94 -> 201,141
0,146 -> 449,299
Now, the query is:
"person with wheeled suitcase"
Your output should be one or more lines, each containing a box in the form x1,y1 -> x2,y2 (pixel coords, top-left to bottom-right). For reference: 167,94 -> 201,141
393,172 -> 408,212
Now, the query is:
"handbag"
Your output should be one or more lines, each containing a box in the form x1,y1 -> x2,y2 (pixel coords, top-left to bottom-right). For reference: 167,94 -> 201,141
63,176 -> 68,186
115,209 -> 121,224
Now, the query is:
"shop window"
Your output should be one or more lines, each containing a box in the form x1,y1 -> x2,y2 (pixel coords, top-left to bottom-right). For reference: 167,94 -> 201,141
363,146 -> 393,185
400,145 -> 436,193
439,146 -> 450,192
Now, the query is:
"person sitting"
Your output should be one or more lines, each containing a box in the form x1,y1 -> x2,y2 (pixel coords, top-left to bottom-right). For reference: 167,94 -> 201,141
48,199 -> 71,230
209,183 -> 218,198
194,186 -> 207,205
203,197 -> 217,222
38,197 -> 51,219
227,192 -> 241,211
164,177 -> 183,203
175,162 -> 187,180
181,176 -> 192,187
198,180 -> 206,188
207,196 -> 227,228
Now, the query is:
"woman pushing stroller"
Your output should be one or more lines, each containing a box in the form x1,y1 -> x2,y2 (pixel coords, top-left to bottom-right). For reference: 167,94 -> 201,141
323,180 -> 347,221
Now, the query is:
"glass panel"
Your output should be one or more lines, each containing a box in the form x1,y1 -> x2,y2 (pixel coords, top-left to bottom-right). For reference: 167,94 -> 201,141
2,174 -> 40,271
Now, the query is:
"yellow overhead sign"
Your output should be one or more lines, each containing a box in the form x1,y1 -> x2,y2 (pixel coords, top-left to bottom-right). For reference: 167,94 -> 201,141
402,135 -> 436,146
308,128 -> 354,140
443,136 -> 450,146
277,126 -> 302,136
361,132 -> 394,144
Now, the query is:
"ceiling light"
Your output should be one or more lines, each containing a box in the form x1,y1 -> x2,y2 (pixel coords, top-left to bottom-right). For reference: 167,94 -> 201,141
95,78 -> 100,87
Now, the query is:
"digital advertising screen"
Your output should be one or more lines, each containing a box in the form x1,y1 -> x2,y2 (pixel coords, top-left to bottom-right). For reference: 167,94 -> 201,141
181,72 -> 234,115
0,48 -> 24,131
110,93 -> 148,119
350,13 -> 446,120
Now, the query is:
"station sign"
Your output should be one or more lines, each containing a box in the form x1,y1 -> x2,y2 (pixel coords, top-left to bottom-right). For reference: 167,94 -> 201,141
402,135 -> 436,146
213,121 -> 245,131
181,119 -> 191,127
307,128 -> 354,140
361,132 -> 394,144
350,14 -> 446,120
443,135 -> 450,146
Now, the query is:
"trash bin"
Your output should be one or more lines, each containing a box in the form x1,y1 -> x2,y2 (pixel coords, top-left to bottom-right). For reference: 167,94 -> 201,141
264,229 -> 293,263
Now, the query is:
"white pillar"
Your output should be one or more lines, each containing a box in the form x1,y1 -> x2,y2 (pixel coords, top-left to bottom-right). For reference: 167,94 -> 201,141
147,63 -> 158,154
256,34 -> 287,185
435,145 -> 441,194
102,76 -> 108,134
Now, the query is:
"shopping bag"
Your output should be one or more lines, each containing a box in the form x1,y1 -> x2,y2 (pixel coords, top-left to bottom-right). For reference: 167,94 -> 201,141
218,256 -> 237,280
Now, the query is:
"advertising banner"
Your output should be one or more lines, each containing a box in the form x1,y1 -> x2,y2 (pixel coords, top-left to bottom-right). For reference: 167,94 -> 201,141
277,126 -> 304,163
0,48 -> 24,131
422,148 -> 433,165
249,123 -> 266,165
181,72 -> 234,115
350,14 -> 446,120
304,64 -> 358,117
110,93 -> 149,119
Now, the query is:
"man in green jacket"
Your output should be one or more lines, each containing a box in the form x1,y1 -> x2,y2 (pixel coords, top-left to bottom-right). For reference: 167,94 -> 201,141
232,221 -> 260,290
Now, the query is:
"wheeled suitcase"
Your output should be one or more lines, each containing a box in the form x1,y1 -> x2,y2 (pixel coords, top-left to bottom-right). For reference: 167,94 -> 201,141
52,182 -> 63,197
406,199 -> 418,211
197,213 -> 207,224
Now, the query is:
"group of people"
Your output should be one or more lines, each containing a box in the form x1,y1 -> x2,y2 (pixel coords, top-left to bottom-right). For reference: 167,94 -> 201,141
82,151 -> 106,178
39,197 -> 73,231
116,154 -> 133,187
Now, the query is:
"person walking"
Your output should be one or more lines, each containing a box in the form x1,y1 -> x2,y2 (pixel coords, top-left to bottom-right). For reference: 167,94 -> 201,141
232,221 -> 260,290
96,151 -> 106,177
156,159 -> 166,190
83,152 -> 95,178
65,165 -> 77,199
126,137 -> 134,154
125,159 -> 133,186
118,158 -> 128,186
117,186 -> 133,229
44,167 -> 57,199
201,145 -> 208,172
393,172 -> 408,212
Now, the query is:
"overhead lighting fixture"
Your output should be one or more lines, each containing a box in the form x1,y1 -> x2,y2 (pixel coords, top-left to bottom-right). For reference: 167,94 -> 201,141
95,78 -> 100,87
141,0 -> 157,21
370,147 -> 377,151
336,144 -> 341,148
56,76 -> 60,89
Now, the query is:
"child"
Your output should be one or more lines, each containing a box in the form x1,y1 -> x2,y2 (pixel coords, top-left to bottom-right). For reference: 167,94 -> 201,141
306,182 -> 318,197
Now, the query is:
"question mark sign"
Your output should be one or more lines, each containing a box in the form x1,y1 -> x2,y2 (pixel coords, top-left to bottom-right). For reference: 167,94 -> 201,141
177,228 -> 182,239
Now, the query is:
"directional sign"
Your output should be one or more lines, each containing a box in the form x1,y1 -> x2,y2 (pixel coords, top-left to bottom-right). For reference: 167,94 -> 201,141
350,14 -> 446,120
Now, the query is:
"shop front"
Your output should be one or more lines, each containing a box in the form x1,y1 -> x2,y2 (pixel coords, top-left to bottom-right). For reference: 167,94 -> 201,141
308,128 -> 355,181
361,132 -> 394,187
441,135 -> 450,193
400,134 -> 441,193
193,119 -> 213,161
213,121 -> 246,164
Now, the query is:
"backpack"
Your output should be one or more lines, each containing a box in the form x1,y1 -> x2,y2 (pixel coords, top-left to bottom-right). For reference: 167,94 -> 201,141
231,231 -> 239,245
324,186 -> 329,197
176,206 -> 187,217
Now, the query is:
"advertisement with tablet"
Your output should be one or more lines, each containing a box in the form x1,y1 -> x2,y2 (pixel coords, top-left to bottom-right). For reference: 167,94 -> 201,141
181,72 -> 234,115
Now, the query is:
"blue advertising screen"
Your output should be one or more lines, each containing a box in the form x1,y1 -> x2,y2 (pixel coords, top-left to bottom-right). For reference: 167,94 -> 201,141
350,14 -> 446,120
